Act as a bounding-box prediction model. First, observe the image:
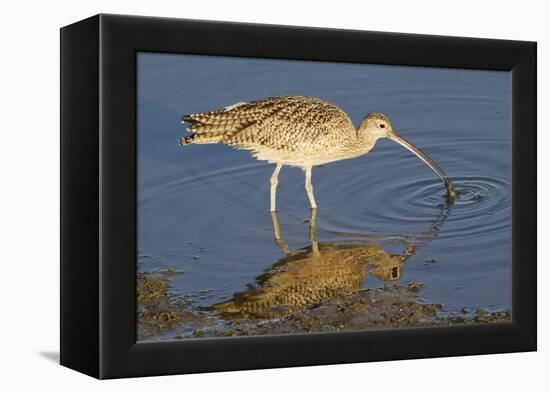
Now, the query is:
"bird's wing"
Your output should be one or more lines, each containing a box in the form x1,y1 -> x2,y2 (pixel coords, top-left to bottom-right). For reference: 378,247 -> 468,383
181,96 -> 355,152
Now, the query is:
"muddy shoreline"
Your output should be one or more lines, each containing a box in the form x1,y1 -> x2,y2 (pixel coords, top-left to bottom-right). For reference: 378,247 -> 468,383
137,271 -> 510,340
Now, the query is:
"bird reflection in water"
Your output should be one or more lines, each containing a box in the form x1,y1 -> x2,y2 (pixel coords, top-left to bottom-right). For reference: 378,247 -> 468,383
207,207 -> 450,320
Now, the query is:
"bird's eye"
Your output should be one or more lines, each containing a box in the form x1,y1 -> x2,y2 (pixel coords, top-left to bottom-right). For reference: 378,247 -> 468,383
379,124 -> 385,129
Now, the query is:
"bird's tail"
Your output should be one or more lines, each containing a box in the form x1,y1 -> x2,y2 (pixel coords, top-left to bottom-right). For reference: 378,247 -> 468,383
178,132 -> 224,146
179,112 -> 232,147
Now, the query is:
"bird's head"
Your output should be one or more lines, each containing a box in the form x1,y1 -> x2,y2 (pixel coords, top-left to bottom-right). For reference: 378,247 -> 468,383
359,112 -> 395,139
359,112 -> 456,199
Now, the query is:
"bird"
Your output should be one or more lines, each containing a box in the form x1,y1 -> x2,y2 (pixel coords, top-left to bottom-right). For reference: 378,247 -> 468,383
179,96 -> 455,211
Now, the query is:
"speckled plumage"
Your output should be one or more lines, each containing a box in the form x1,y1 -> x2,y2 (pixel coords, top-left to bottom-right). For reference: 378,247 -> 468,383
181,96 -> 371,168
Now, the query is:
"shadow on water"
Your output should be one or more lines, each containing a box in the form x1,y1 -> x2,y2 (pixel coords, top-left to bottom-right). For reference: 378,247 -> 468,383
205,201 -> 452,320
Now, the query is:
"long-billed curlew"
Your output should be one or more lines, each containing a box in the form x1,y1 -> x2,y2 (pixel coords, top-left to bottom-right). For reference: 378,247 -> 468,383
179,96 -> 455,211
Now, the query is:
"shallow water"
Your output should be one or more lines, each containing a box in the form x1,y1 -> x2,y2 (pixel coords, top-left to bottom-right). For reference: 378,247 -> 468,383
137,53 -> 511,340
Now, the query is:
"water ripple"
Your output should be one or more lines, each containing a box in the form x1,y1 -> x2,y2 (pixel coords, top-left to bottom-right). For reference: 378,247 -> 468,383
323,173 -> 509,244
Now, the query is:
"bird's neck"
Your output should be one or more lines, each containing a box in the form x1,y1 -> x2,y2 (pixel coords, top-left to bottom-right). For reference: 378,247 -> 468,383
346,132 -> 378,158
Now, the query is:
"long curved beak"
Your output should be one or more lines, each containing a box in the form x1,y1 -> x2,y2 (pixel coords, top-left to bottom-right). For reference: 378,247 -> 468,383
388,131 -> 456,198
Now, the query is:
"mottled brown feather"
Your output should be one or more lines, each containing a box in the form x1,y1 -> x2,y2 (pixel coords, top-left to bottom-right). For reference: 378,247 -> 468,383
182,96 -> 356,154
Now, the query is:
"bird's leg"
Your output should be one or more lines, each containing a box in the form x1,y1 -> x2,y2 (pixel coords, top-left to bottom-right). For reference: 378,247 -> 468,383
304,167 -> 317,209
270,210 -> 289,254
308,208 -> 320,255
270,164 -> 283,212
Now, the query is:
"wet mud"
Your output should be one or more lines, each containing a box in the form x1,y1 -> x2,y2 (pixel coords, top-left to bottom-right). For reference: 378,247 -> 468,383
137,271 -> 510,340
137,269 -> 185,339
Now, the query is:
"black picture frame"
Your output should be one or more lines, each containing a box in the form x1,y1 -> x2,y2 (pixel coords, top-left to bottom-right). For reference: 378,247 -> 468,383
60,14 -> 536,379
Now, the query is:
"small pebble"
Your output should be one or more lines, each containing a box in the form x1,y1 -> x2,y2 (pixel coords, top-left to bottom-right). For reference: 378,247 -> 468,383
475,308 -> 488,316
407,283 -> 424,293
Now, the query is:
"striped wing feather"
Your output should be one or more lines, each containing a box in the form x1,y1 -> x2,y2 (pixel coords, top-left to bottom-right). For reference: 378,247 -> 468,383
182,96 -> 356,152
